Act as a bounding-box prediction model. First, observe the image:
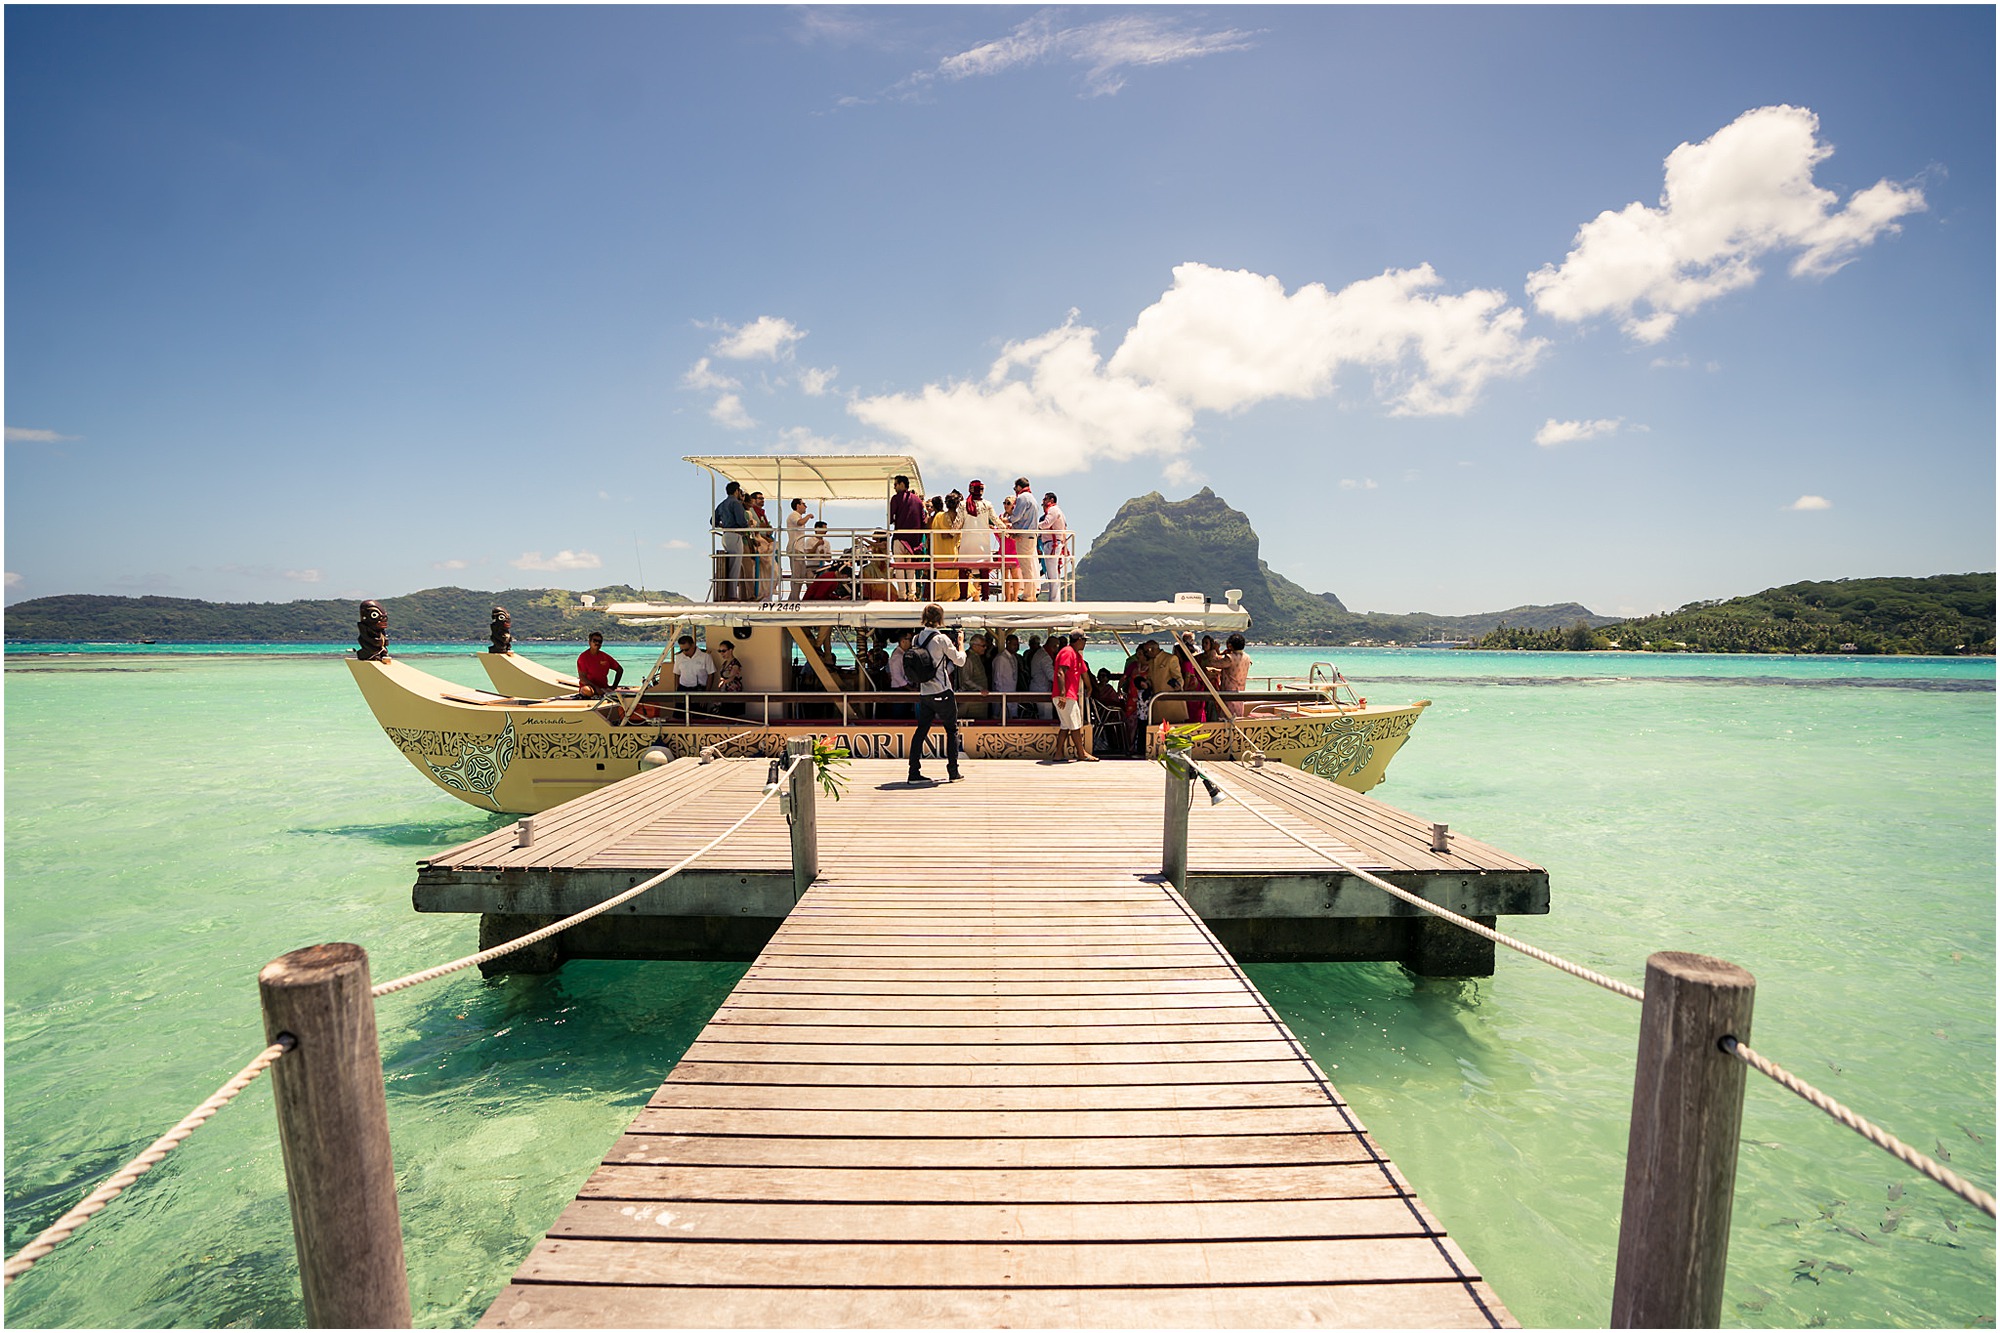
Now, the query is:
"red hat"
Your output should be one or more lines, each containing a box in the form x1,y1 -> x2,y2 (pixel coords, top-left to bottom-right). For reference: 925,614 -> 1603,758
968,479 -> 984,490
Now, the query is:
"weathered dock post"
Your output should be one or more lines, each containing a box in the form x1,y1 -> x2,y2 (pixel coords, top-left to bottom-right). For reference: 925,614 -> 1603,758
784,737 -> 818,900
259,943 -> 412,1329
1610,951 -> 1756,1329
1161,756 -> 1192,890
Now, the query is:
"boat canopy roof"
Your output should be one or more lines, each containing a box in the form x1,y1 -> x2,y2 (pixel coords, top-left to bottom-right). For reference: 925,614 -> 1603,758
603,598 -> 1249,635
684,454 -> 923,502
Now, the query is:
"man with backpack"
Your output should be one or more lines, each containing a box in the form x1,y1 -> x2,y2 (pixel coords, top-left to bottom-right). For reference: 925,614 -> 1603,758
906,603 -> 967,784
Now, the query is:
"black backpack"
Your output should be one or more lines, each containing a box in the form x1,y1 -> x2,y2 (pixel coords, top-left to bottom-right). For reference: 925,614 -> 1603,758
905,629 -> 939,685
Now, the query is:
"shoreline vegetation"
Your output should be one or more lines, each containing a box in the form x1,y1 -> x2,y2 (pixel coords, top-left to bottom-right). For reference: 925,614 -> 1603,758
1470,574 -> 1994,656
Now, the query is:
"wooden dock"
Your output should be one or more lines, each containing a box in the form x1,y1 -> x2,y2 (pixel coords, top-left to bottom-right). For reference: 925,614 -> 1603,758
478,861 -> 1513,1327
442,759 -> 1529,1327
419,758 -> 1547,975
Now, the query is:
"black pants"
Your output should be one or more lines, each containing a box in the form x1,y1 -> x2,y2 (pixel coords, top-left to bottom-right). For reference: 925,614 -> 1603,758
910,690 -> 960,778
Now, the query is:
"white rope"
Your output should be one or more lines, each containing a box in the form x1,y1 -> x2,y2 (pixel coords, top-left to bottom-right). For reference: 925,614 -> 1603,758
1199,762 -> 1645,1002
370,774 -> 785,997
1723,1037 -> 1996,1217
1196,761 -> 1995,1216
2,1036 -> 296,1284
4,767 -> 791,1286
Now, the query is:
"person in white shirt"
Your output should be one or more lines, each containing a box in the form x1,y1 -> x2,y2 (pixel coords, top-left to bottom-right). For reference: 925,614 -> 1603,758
1005,478 -> 1039,601
671,635 -> 716,689
1037,492 -> 1068,601
989,630 -> 1020,716
785,499 -> 816,596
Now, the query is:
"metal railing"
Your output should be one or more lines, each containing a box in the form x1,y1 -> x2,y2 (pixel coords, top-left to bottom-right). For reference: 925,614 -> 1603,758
705,522 -> 1078,603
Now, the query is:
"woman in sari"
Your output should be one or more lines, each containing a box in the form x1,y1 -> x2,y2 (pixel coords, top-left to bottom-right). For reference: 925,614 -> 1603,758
929,491 -> 965,601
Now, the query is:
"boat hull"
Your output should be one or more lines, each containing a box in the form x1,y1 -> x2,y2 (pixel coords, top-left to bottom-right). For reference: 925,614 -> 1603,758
476,651 -> 577,698
349,658 -> 1428,814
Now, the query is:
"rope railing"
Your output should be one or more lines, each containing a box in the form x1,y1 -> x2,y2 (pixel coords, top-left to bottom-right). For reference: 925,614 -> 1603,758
1179,753 -> 1643,1002
4,758 -> 803,1287
1723,1036 -> 1996,1217
1180,755 -> 1997,1219
3,1035 -> 296,1285
372,763 -> 794,996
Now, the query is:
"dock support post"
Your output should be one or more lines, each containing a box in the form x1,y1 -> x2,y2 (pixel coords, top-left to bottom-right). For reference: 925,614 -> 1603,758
785,737 -> 818,900
258,943 -> 412,1329
1161,757 -> 1191,891
1610,951 -> 1755,1329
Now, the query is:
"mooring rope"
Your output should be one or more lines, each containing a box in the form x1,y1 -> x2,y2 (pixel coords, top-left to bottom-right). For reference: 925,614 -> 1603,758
2,1035 -> 296,1285
1191,759 -> 1995,1215
1722,1036 -> 1997,1217
371,758 -> 800,997
5,760 -> 805,1285
1194,758 -> 1645,1002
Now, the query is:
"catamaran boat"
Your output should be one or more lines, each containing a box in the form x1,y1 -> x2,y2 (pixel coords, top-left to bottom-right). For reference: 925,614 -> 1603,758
347,455 -> 1429,813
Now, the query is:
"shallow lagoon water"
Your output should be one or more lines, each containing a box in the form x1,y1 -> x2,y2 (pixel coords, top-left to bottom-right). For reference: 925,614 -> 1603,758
4,645 -> 1993,1327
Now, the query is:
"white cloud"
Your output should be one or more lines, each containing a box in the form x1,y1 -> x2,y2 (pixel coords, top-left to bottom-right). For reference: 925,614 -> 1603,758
661,539 -> 693,550
282,569 -> 322,584
1108,263 -> 1546,417
433,558 -> 468,571
683,357 -> 740,392
848,262 -> 1543,478
511,550 -> 604,572
711,316 -> 805,361
1785,495 -> 1833,511
849,314 -> 1195,479
775,424 -> 856,454
797,366 -> 838,397
1162,459 -> 1201,488
937,12 -> 1257,97
710,393 -> 757,430
5,571 -> 20,588
6,426 -> 78,443
1527,105 -> 1926,343
1339,478 -> 1379,490
1535,417 -> 1624,447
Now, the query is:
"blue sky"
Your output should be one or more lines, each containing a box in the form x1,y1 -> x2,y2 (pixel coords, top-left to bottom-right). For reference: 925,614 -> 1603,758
6,5 -> 1992,619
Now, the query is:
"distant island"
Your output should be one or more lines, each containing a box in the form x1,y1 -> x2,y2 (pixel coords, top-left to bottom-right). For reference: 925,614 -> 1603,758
2,585 -> 690,645
1473,574 -> 1995,656
6,494 -> 1991,656
1074,488 -> 1616,644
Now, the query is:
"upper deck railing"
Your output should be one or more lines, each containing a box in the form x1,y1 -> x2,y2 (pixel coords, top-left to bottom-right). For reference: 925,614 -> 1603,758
707,521 -> 1078,603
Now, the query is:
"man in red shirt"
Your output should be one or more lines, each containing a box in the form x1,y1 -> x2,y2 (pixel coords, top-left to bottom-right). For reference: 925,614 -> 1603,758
576,632 -> 623,698
1051,631 -> 1097,762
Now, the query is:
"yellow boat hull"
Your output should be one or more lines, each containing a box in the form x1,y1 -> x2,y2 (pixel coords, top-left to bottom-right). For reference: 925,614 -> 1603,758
348,657 -> 1428,814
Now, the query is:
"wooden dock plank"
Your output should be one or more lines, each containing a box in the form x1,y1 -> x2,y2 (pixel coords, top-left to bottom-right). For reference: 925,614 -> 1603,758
485,1278 -> 1511,1330
547,1195 -> 1431,1242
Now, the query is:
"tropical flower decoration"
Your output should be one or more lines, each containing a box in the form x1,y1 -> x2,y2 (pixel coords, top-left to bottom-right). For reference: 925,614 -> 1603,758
811,737 -> 853,801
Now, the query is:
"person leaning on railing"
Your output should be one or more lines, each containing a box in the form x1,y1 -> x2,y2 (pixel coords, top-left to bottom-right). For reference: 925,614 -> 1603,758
711,481 -> 750,601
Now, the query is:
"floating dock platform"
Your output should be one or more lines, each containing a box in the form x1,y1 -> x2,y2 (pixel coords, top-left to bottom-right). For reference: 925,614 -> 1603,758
417,758 -> 1548,977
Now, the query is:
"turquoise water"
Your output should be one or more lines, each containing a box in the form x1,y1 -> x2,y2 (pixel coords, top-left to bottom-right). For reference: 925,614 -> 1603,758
4,645 -> 1993,1328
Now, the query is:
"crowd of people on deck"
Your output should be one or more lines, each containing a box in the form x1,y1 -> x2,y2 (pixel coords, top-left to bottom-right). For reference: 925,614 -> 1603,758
577,619 -> 1257,758
707,474 -> 1074,603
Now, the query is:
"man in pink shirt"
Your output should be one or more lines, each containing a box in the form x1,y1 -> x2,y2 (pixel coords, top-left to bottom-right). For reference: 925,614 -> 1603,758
1050,631 -> 1098,762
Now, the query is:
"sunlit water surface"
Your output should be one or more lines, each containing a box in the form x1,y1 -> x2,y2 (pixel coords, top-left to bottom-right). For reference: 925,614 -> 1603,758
5,645 -> 1993,1327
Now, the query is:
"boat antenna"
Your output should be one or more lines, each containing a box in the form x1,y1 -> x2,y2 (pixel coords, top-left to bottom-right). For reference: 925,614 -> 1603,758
634,536 -> 647,598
